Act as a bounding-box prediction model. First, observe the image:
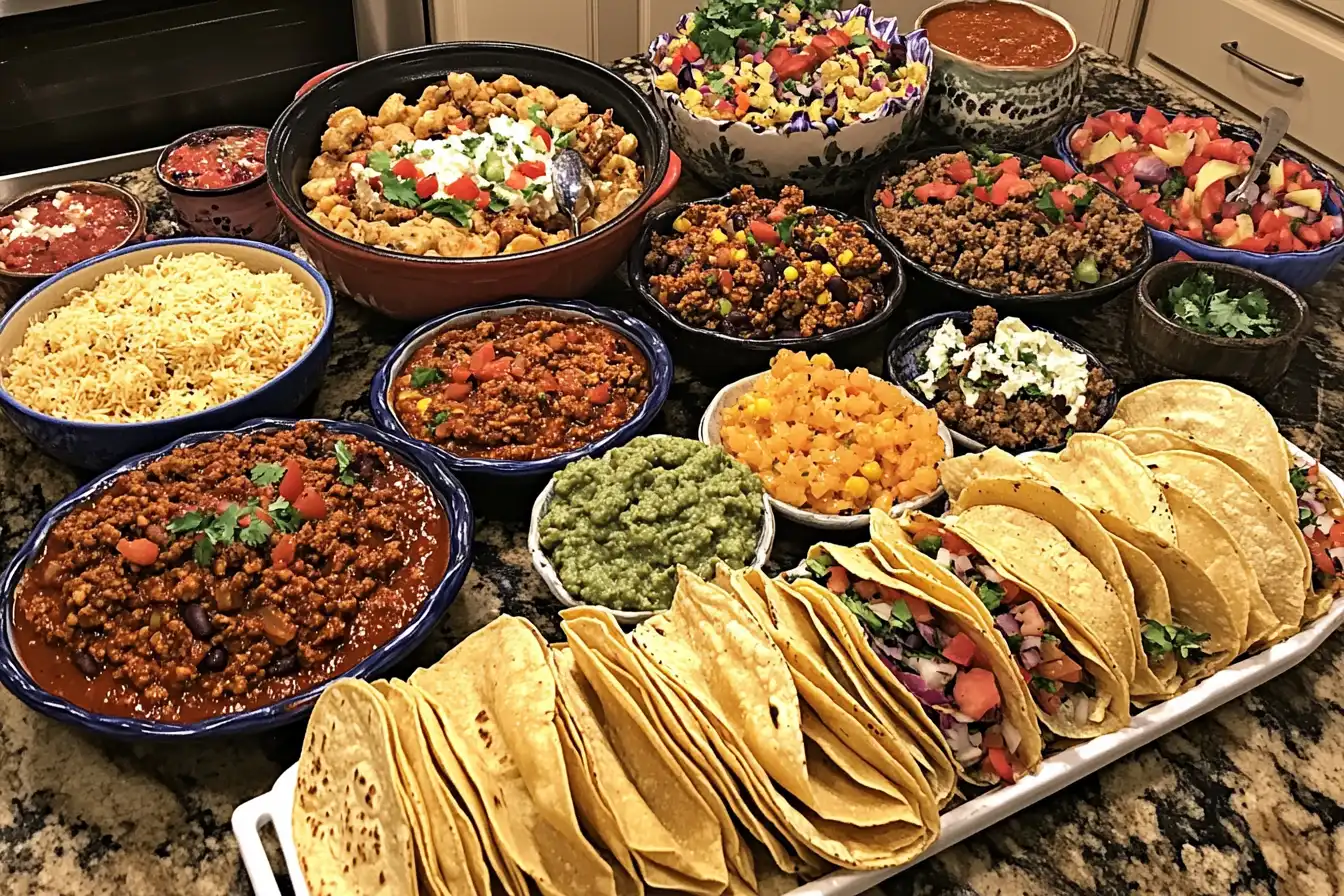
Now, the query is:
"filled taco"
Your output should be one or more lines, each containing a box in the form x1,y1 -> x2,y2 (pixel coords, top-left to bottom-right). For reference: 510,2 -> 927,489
783,545 -> 1042,786
1291,457 -> 1344,622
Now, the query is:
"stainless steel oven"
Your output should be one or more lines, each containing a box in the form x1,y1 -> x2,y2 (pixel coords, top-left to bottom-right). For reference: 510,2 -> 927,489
0,0 -> 430,176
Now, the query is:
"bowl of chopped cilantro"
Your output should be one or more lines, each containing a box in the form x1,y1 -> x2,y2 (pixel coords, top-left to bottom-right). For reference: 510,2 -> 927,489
1129,259 -> 1309,393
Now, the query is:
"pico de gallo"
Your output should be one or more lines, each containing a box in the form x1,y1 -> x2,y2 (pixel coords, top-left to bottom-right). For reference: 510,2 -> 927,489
1071,107 -> 1343,253
793,551 -> 1025,784
1292,461 -> 1344,594
0,190 -> 135,275
906,520 -> 1112,729
651,1 -> 928,131
160,127 -> 268,191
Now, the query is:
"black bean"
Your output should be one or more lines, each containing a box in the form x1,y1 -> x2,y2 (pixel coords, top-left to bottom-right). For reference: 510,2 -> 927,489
726,311 -> 748,327
183,603 -> 213,640
73,651 -> 99,678
730,213 -> 746,233
759,257 -> 777,284
268,654 -> 300,677
199,645 -> 229,673
860,294 -> 877,318
826,276 -> 848,300
667,259 -> 681,276
809,244 -> 830,262
780,328 -> 804,339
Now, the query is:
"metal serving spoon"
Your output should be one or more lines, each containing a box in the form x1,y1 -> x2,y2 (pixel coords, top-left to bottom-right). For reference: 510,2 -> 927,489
1226,106 -> 1291,204
552,149 -> 595,235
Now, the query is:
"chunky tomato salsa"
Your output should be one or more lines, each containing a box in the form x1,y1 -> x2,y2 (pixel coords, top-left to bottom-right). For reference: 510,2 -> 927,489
13,422 -> 449,723
393,311 -> 651,461
0,190 -> 135,275
924,1 -> 1073,68
161,127 -> 268,190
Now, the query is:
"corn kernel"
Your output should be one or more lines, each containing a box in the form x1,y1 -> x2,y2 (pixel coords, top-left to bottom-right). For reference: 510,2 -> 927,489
754,397 -> 773,416
397,390 -> 422,401
861,461 -> 883,482
821,262 -> 838,277
710,228 -> 728,244
837,249 -> 854,266
416,397 -> 432,414
734,229 -> 747,243
844,476 -> 869,500
673,216 -> 692,233
817,290 -> 832,306
682,88 -> 703,108
733,248 -> 747,261
783,265 -> 799,282
654,72 -> 678,92
805,260 -> 820,272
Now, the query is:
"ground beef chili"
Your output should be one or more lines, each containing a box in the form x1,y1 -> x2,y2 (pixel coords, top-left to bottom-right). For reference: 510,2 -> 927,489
644,185 -> 890,339
874,151 -> 1145,296
161,127 -> 268,190
0,190 -> 135,275
393,311 -> 650,460
12,422 -> 449,723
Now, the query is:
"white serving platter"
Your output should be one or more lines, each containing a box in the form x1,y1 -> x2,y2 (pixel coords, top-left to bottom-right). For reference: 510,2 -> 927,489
233,444 -> 1344,896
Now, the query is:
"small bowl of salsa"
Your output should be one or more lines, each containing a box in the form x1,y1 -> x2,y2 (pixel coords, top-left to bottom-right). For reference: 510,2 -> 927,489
915,0 -> 1082,149
0,181 -> 146,306
155,125 -> 280,242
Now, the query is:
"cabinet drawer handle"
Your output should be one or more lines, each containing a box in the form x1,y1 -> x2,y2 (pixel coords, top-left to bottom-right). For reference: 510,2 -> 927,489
1220,41 -> 1305,86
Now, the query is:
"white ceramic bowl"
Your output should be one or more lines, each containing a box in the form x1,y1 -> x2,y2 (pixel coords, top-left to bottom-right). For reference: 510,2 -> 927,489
527,434 -> 777,625
699,371 -> 952,530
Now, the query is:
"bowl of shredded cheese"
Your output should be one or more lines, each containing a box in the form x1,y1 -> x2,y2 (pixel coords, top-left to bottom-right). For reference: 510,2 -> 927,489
0,238 -> 333,470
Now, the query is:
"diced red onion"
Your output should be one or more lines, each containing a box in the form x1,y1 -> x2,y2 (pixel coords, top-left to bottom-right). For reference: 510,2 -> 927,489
994,612 -> 1021,636
753,51 -> 763,63
871,76 -> 887,90
1304,525 -> 1317,538
1072,695 -> 1091,726
1020,647 -> 1042,669
952,553 -> 975,575
1306,209 -> 1322,224
1303,496 -> 1326,515
1019,635 -> 1042,652
874,638 -> 904,664
897,671 -> 947,707
978,563 -> 1002,583
1318,516 -> 1335,536
917,622 -> 941,648
911,655 -> 957,690
1132,155 -> 1169,184
1002,720 -> 1022,754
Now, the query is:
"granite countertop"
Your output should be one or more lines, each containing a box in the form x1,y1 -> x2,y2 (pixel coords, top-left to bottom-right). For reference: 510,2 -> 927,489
3,47 -> 1344,896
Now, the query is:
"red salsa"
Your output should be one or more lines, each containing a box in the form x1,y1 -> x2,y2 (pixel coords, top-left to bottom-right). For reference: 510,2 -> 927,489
13,422 -> 450,723
161,127 -> 268,190
393,311 -> 651,461
0,190 -> 135,275
924,1 -> 1074,68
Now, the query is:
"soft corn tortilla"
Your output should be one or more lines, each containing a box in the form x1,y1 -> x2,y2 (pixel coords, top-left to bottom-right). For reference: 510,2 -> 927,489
788,544 -> 1042,784
293,679 -> 418,896
409,617 -> 618,896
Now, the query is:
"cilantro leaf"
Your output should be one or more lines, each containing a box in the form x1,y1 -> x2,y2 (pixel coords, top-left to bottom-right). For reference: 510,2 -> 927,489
268,498 -> 303,534
205,503 -> 245,547
1290,465 -> 1311,495
775,215 -> 797,245
239,517 -> 274,548
334,441 -> 357,486
1160,170 -> 1187,199
419,197 -> 475,227
429,410 -> 450,430
249,463 -> 286,486
1160,272 -> 1282,339
1035,189 -> 1064,224
166,510 -> 210,535
977,580 -> 1005,612
915,535 -> 942,557
411,367 -> 445,388
1031,676 -> 1060,693
1142,620 -> 1211,660
193,537 -> 214,567
839,593 -> 888,636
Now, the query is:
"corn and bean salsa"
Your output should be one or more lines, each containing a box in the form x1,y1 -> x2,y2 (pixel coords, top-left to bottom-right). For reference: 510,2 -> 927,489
392,311 -> 651,461
646,185 -> 890,339
12,423 -> 450,722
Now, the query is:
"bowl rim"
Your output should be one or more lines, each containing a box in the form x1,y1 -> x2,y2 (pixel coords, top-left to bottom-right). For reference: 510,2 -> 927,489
266,40 -> 671,268
369,298 -> 674,478
0,181 -> 148,282
1054,106 -> 1344,261
698,369 -> 952,528
0,417 -> 475,738
1134,258 -> 1311,348
883,308 -> 1119,453
862,145 -> 1155,306
526,433 -> 776,625
914,0 -> 1080,74
627,190 -> 907,350
0,237 -> 335,433
154,124 -> 272,197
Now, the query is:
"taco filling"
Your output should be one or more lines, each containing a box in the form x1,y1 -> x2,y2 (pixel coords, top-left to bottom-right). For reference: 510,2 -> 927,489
905,521 -> 1110,728
1140,620 -> 1210,663
1292,461 -> 1344,592
792,552 -> 1023,784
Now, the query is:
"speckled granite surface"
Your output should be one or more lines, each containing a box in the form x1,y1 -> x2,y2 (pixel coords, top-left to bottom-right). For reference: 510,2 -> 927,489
3,47 -> 1344,896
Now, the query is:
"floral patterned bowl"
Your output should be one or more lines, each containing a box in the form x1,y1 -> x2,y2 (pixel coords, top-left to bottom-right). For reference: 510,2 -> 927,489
647,5 -> 932,199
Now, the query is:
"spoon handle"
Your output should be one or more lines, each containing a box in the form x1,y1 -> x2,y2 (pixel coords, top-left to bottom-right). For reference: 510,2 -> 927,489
1232,106 -> 1291,199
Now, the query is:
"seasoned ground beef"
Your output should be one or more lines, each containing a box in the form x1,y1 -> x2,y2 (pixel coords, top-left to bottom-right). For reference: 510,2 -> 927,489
13,422 -> 449,722
874,151 -> 1145,296
645,185 -> 890,339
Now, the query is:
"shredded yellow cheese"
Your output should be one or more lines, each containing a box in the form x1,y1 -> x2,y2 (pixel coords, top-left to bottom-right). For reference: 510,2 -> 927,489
2,252 -> 325,423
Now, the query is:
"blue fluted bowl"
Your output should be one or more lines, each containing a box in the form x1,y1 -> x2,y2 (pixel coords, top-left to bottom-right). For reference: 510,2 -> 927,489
0,238 -> 335,471
1054,109 -> 1344,289
370,298 -> 673,482
0,417 -> 474,739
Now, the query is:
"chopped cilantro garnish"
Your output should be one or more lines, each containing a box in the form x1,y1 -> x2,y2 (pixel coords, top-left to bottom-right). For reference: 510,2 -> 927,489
1141,619 -> 1211,660
1031,676 -> 1060,693
411,367 -> 445,388
249,462 -> 286,487
166,510 -> 210,535
334,441 -> 356,486
915,535 -> 942,557
977,580 -> 1005,612
268,498 -> 303,534
1160,270 -> 1282,339
239,517 -> 274,548
193,538 -> 214,567
429,410 -> 450,430
774,215 -> 797,245
419,197 -> 475,227
839,593 -> 888,636
1290,466 -> 1311,495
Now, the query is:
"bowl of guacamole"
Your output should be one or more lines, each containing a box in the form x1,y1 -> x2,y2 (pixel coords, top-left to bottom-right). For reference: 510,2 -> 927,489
529,435 -> 774,622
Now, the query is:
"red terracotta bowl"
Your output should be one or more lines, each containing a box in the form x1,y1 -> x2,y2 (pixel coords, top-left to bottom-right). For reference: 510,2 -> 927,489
268,42 -> 677,321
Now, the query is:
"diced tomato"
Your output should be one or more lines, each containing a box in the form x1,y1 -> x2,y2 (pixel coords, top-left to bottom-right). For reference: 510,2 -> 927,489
1069,127 -> 1094,156
530,126 -> 552,150
986,747 -> 1016,784
766,45 -> 793,71
1137,124 -> 1167,148
939,530 -> 974,556
1034,686 -> 1062,716
116,538 -> 160,566
505,170 -> 528,189
952,668 -> 1001,721
477,357 -> 514,381
1084,115 -> 1112,139
1039,155 -> 1074,181
413,174 -> 438,199
1297,222 -> 1323,246
1204,137 -> 1238,162
877,189 -> 895,208
1100,160 -> 1118,181
941,632 -> 978,667
279,458 -> 304,502
1310,541 -> 1335,576
681,40 -> 701,62
1233,140 -> 1255,162
718,270 -> 733,292
809,34 -> 838,60
474,192 -> 490,210
749,219 -> 780,246
1140,105 -> 1169,130
469,342 -> 495,373
449,366 -> 471,383
1235,235 -> 1272,253
1170,113 -> 1200,134
914,181 -> 958,202
774,52 -> 814,81
1331,524 -> 1344,549
1101,109 -> 1137,137
1174,225 -> 1204,241
587,382 -> 611,404
1050,189 -> 1074,212
1200,179 -> 1226,226
826,27 -> 851,47
1211,218 -> 1240,243
1277,226 -> 1298,253
1173,250 -> 1194,261
293,487 -> 327,520
1250,204 -> 1267,228
537,371 -> 560,393
391,157 -> 419,179
853,580 -> 880,600
1037,656 -> 1084,683
945,156 -> 974,184
271,534 -> 296,568
1283,158 -> 1308,180
827,565 -> 850,594
1127,191 -> 1160,211
516,160 -> 546,178
1000,579 -> 1022,603
994,156 -> 1022,178
973,185 -> 991,203
1117,174 -> 1143,200
444,175 -> 479,201
1140,203 -> 1174,231
1182,153 -> 1209,178
442,382 -> 472,400
767,204 -> 789,223
904,593 -> 934,623
667,48 -> 686,74
1112,150 -> 1141,176
989,173 -> 1019,205
1198,116 -> 1221,138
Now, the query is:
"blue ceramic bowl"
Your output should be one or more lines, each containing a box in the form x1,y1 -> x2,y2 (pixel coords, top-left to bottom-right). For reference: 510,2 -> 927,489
0,238 -> 335,471
1054,109 -> 1344,289
885,310 -> 1118,452
0,417 -> 475,739
370,299 -> 673,480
